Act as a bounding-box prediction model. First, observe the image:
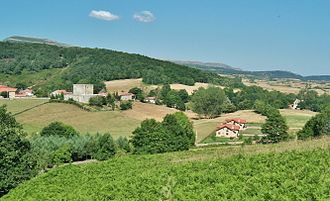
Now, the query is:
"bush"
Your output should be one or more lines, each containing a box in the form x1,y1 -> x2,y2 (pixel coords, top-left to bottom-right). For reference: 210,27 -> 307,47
116,137 -> 131,153
89,96 -> 106,107
120,101 -> 133,110
40,122 -> 79,138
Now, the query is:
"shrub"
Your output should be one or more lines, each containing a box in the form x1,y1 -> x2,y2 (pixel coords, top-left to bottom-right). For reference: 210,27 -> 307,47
89,96 -> 106,107
116,137 -> 131,153
120,101 -> 133,110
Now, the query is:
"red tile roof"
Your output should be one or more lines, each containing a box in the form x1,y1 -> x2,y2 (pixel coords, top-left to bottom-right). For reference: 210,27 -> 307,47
225,118 -> 247,124
0,85 -> 17,92
217,124 -> 241,131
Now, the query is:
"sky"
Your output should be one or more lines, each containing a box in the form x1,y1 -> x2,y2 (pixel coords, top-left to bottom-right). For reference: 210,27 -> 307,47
1,0 -> 329,75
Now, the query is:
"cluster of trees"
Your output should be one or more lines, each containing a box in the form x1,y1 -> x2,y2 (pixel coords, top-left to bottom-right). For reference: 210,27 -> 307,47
297,106 -> 330,139
225,86 -> 296,110
191,87 -> 235,118
297,89 -> 330,112
131,112 -> 195,154
0,42 -> 242,96
157,84 -> 190,111
32,121 -> 131,168
255,101 -> 289,143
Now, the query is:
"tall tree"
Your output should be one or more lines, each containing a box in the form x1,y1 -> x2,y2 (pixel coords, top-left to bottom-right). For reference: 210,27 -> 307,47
0,106 -> 37,196
261,113 -> 289,143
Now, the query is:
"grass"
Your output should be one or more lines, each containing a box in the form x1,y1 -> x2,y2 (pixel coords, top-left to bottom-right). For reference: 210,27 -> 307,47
193,110 -> 266,143
3,137 -> 330,200
0,99 -> 48,115
0,100 -> 181,138
12,102 -> 141,138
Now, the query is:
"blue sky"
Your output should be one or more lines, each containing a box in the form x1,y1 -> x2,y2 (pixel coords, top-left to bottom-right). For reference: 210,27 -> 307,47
1,0 -> 329,75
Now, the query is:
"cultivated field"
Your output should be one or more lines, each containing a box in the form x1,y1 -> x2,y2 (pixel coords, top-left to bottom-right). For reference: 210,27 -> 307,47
4,137 -> 330,200
243,78 -> 330,95
104,78 -> 221,95
0,99 -> 180,138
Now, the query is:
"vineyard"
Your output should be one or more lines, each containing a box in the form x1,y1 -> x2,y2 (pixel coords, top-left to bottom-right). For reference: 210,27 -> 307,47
3,138 -> 330,200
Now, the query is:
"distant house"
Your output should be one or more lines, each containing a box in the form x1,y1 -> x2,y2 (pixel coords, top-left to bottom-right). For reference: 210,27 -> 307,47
215,124 -> 241,138
290,99 -> 302,110
145,96 -> 156,104
51,90 -> 69,96
15,89 -> 34,98
0,85 -> 17,99
120,93 -> 135,101
225,118 -> 247,130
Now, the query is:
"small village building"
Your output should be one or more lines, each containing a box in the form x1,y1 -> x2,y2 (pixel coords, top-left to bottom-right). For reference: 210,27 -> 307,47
290,99 -> 302,110
64,84 -> 98,103
145,96 -> 156,104
15,89 -> 34,98
215,124 -> 241,138
120,93 -> 135,101
225,118 -> 247,130
0,85 -> 17,99
51,90 -> 69,96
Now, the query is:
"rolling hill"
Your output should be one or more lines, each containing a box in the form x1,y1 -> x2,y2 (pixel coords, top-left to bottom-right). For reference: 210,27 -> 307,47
3,36 -> 70,47
0,36 -> 241,96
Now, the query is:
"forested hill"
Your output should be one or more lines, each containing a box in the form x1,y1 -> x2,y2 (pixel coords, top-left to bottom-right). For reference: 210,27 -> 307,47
0,41 -> 242,96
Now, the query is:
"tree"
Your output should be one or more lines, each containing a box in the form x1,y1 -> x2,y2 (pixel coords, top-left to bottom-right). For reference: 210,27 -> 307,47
129,87 -> 144,102
93,133 -> 117,161
131,119 -> 167,154
0,106 -> 37,196
130,113 -> 195,154
297,106 -> 330,140
116,137 -> 131,153
105,94 -> 116,110
191,87 -> 227,118
261,113 -> 289,143
40,122 -> 79,138
160,84 -> 171,100
177,89 -> 189,103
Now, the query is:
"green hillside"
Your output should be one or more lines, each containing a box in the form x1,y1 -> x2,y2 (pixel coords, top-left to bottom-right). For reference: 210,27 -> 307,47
0,40 -> 241,96
3,138 -> 330,200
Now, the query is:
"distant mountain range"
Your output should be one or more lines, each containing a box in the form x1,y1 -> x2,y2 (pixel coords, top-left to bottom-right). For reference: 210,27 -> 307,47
3,36 -> 70,47
173,60 -> 330,81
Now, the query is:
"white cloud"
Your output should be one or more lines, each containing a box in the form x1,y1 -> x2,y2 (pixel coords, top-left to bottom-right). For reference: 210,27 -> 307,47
89,10 -> 120,21
133,11 -> 155,23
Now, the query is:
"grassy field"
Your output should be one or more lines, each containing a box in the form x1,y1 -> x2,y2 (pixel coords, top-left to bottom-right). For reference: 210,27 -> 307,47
0,99 -> 181,138
104,78 -> 223,95
196,109 -> 317,143
3,137 -> 330,200
193,110 -> 266,143
0,99 -> 48,115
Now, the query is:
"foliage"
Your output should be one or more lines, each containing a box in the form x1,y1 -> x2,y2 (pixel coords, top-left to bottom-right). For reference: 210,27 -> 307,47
92,133 -> 117,161
297,107 -> 330,140
298,89 -> 330,112
131,112 -> 195,154
40,121 -> 79,138
116,136 -> 131,153
261,112 -> 289,143
3,147 -> 330,200
191,87 -> 227,118
0,106 -> 37,196
226,86 -> 296,110
0,92 -> 8,98
120,101 -> 133,110
129,87 -> 144,102
89,96 -> 106,107
0,42 -> 242,95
